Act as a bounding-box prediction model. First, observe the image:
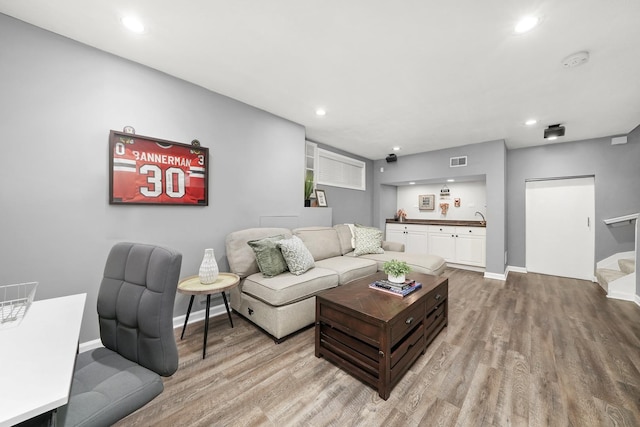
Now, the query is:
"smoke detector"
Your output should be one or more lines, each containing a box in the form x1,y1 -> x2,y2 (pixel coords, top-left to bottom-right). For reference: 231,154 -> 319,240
562,51 -> 589,68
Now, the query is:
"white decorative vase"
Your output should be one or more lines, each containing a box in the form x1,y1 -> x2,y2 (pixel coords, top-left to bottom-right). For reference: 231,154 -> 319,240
199,248 -> 219,284
388,274 -> 405,284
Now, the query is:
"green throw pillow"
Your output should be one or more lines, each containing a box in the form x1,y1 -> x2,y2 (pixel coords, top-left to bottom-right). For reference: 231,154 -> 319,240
277,236 -> 315,275
247,235 -> 288,277
353,225 -> 385,256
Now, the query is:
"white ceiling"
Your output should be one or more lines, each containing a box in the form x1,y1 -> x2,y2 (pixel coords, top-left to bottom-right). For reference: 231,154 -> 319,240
2,0 -> 639,160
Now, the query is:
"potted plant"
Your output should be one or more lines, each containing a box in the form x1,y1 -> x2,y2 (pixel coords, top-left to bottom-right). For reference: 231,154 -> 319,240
383,259 -> 411,283
304,171 -> 314,207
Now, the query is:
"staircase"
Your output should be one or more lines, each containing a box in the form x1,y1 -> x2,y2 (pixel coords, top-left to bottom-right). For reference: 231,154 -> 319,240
596,251 -> 636,301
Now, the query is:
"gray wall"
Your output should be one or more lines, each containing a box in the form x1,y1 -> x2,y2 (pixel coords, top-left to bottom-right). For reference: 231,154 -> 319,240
0,14 -> 313,342
507,126 -> 640,268
373,140 -> 507,276
314,142 -> 374,226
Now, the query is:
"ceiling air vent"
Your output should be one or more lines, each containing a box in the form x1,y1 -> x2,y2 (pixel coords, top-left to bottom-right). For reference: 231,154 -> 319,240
450,156 -> 467,167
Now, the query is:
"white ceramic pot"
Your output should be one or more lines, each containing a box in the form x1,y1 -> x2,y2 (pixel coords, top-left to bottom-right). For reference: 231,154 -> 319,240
388,274 -> 405,284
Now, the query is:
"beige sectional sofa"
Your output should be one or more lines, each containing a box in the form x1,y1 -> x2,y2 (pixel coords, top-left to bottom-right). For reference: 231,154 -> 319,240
225,224 -> 446,342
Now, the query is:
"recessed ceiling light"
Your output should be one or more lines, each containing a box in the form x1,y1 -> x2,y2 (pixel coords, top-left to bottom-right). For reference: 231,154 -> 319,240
315,109 -> 326,116
525,119 -> 537,126
122,16 -> 145,34
409,182 -> 415,185
514,16 -> 539,34
392,146 -> 401,151
447,179 -> 455,182
547,136 -> 558,141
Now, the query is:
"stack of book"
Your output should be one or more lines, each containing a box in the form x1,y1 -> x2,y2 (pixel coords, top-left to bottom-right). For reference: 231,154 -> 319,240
368,279 -> 422,297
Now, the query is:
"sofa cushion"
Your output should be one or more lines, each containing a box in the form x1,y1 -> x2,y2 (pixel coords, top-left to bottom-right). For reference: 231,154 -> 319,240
226,228 -> 292,278
247,235 -> 288,277
242,268 -> 338,306
334,224 -> 354,255
315,256 -> 377,285
278,236 -> 315,275
353,225 -> 385,256
293,227 -> 342,261
347,251 -> 447,276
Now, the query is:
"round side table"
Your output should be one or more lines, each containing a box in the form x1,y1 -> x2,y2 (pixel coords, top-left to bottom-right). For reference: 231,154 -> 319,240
178,273 -> 240,359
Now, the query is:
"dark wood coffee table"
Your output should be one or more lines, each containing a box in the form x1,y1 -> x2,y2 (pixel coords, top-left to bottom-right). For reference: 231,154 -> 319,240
315,271 -> 448,400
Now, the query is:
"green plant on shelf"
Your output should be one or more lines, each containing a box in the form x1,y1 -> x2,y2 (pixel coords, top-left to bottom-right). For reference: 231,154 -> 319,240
383,259 -> 411,277
304,171 -> 314,201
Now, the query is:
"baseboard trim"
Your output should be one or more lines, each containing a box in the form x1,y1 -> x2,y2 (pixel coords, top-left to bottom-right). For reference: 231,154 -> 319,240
79,302 -> 227,353
635,294 -> 640,308
484,271 -> 507,281
507,265 -> 527,274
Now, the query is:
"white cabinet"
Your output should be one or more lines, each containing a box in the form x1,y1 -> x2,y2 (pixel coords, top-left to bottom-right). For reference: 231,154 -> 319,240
387,223 -> 486,267
427,226 -> 457,261
385,224 -> 428,254
455,227 -> 486,267
428,226 -> 486,267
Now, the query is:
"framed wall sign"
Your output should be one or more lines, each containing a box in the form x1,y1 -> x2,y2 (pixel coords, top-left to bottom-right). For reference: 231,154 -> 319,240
109,130 -> 208,205
315,189 -> 328,207
418,194 -> 435,211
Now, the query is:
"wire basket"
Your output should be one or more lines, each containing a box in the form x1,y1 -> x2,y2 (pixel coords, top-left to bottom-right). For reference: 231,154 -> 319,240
0,282 -> 38,329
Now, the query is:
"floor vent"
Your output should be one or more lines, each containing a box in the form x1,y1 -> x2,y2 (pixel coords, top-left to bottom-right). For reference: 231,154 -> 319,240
450,156 -> 467,167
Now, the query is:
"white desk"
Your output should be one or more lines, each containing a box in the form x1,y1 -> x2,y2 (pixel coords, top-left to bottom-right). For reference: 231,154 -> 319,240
0,293 -> 86,427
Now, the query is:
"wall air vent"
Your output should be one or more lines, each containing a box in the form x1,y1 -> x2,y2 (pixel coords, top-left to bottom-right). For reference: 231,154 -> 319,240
450,156 -> 467,167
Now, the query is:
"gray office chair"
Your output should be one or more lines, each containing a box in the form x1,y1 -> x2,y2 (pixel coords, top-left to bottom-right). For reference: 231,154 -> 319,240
57,242 -> 182,427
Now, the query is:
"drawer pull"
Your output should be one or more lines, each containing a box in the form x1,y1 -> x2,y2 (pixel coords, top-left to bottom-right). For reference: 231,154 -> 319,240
435,294 -> 442,301
405,317 -> 414,325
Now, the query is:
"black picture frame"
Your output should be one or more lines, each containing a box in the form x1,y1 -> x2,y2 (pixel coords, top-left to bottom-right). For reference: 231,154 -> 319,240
109,130 -> 208,205
315,189 -> 328,207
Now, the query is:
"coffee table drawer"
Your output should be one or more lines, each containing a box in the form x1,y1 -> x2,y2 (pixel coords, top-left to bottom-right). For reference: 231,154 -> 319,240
318,303 -> 380,346
390,322 -> 424,369
390,301 -> 425,347
425,303 -> 447,345
425,282 -> 447,313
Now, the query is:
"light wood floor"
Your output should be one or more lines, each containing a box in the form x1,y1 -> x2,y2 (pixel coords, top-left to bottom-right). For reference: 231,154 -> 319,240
116,269 -> 640,427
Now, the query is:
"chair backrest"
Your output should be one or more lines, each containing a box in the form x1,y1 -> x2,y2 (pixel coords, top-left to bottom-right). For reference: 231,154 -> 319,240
98,242 -> 182,376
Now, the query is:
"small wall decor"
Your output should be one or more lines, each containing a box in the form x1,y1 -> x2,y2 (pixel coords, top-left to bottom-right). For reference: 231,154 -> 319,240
418,194 -> 435,211
440,184 -> 450,197
440,202 -> 450,215
315,189 -> 328,207
454,198 -> 461,207
109,130 -> 208,205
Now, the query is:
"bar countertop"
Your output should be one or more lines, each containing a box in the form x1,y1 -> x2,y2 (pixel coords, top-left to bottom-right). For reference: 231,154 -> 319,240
385,219 -> 486,227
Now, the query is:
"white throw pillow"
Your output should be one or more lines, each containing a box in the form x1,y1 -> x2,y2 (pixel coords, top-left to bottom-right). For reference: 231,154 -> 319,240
277,236 -> 315,275
353,225 -> 385,256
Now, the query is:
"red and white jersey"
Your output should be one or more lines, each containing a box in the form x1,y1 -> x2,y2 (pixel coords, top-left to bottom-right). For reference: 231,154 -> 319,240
112,136 -> 206,204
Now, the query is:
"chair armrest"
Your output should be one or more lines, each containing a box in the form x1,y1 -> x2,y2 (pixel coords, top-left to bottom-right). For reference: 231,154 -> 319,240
382,241 -> 405,252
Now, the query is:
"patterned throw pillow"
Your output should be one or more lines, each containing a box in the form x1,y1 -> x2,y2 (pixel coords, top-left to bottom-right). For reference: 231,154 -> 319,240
277,236 -> 315,275
353,225 -> 385,256
247,235 -> 288,277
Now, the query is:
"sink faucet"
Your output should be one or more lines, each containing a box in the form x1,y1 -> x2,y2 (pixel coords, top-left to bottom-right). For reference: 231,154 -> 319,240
475,211 -> 486,223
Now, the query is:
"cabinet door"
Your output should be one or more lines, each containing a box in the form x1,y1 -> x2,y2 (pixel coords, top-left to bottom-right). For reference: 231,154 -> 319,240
405,230 -> 428,254
455,234 -> 486,266
428,232 -> 455,261
385,225 -> 406,245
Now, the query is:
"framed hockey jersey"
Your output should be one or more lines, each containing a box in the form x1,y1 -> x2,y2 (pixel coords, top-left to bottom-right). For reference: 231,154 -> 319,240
109,130 -> 208,205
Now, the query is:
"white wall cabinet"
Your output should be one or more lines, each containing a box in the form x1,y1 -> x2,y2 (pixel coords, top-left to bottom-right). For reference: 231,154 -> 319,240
428,225 -> 486,267
385,223 -> 428,254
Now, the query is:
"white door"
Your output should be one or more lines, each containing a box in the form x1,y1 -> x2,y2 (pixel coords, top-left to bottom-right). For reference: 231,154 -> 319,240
525,177 -> 595,280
